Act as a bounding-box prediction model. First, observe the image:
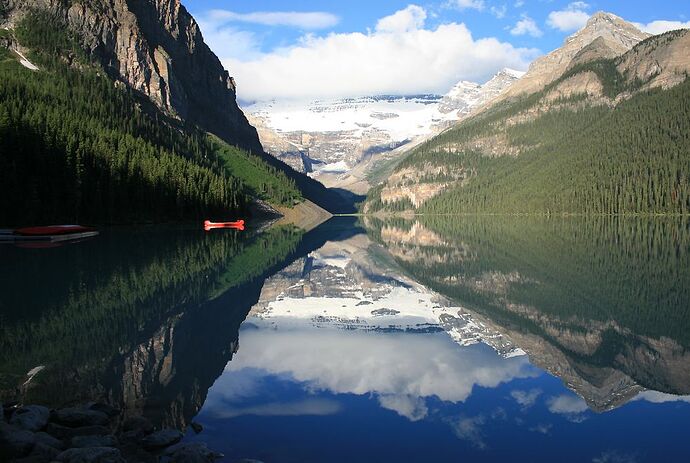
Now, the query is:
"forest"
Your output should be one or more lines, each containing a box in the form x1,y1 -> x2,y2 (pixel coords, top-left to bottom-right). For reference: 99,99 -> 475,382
0,224 -> 305,403
367,31 -> 690,216
0,11 -> 303,225
366,215 -> 690,352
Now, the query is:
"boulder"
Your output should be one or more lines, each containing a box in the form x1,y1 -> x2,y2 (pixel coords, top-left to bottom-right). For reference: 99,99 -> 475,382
56,446 -> 124,463
141,429 -> 183,450
0,422 -> 37,458
190,422 -> 203,434
71,434 -> 118,448
34,431 -> 65,450
14,442 -> 61,463
163,442 -> 224,463
86,403 -> 121,418
52,408 -> 110,427
121,416 -> 153,434
45,423 -> 110,440
10,405 -> 51,432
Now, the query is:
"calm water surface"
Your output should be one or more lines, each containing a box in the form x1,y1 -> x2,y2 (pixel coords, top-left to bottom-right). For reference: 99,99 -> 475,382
1,217 -> 689,462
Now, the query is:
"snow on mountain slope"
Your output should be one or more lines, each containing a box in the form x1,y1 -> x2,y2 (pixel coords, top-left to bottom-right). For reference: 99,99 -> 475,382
243,69 -> 524,187
247,234 -> 524,358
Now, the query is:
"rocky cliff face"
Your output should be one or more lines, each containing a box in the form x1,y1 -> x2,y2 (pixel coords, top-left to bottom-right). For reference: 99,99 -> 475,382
495,12 -> 650,103
2,0 -> 263,153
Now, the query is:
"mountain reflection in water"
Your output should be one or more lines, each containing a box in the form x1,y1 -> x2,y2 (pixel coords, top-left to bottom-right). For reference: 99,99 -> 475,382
2,217 -> 690,462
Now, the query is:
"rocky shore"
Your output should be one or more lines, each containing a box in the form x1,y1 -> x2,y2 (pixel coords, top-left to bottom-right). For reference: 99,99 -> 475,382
0,401 -> 223,463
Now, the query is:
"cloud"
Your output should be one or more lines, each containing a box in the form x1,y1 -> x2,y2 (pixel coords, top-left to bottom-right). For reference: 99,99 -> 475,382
446,0 -> 486,11
378,394 -> 429,421
632,391 -> 690,404
634,20 -> 690,35
209,6 -> 538,101
547,394 -> 589,422
447,415 -> 488,448
194,20 -> 261,61
224,328 -> 537,407
490,5 -> 508,19
592,450 -> 639,463
511,14 -> 543,37
510,388 -> 542,408
206,9 -> 339,30
530,423 -> 553,434
211,398 -> 342,419
376,5 -> 427,33
547,2 -> 591,32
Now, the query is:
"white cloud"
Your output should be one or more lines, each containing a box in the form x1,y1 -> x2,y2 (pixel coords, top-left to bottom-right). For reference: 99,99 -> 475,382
223,328 -> 537,407
546,394 -> 589,422
547,2 -> 591,32
510,388 -> 542,408
206,9 -> 339,30
378,394 -> 429,421
632,391 -> 690,404
511,14 -> 543,37
376,4 -> 427,33
211,399 -> 342,419
446,0 -> 486,11
592,450 -> 639,463
634,20 -> 690,35
447,415 -> 487,448
530,423 -> 552,434
195,21 -> 262,62
212,6 -> 537,101
490,5 -> 508,19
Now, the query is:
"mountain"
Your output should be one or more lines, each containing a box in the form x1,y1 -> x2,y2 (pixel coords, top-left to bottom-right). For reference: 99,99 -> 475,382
0,0 -> 352,225
4,0 -> 262,153
365,13 -> 690,215
244,68 -> 524,192
365,217 -> 690,411
248,232 -> 523,358
495,12 -> 650,104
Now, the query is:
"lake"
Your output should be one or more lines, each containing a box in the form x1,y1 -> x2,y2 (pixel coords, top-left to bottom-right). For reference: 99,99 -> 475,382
1,217 -> 689,462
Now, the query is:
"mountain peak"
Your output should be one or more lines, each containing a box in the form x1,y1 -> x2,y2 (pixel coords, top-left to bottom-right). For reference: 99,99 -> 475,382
494,11 -> 650,102
568,10 -> 649,48
586,11 -> 626,27
498,68 -> 526,79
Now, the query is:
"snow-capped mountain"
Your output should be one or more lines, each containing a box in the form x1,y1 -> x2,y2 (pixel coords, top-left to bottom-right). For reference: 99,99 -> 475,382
243,68 -> 524,190
247,234 -> 524,359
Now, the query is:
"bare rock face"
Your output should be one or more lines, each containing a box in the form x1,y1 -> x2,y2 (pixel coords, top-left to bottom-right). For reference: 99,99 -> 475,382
3,0 -> 263,153
567,36 -> 622,70
497,12 -> 650,102
617,29 -> 690,91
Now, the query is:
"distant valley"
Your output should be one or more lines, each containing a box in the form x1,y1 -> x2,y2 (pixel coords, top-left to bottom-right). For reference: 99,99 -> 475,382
243,69 -> 524,192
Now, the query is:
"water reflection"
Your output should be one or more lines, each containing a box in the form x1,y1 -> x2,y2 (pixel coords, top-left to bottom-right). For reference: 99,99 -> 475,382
2,217 -> 690,462
0,223 -> 331,428
186,217 -> 690,462
365,216 -> 690,411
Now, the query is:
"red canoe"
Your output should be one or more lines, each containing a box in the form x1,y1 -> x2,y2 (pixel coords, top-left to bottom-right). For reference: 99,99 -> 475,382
204,220 -> 245,231
14,225 -> 96,236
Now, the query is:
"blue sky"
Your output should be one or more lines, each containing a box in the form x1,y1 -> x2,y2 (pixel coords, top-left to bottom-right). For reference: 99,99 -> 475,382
181,1 -> 690,101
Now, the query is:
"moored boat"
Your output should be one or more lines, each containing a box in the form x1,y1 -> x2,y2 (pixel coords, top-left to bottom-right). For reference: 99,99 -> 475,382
204,220 -> 245,231
0,225 -> 99,243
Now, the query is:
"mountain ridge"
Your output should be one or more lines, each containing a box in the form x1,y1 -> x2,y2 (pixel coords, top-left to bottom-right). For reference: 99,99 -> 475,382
365,12 -> 690,215
493,11 -> 650,105
3,0 -> 263,153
